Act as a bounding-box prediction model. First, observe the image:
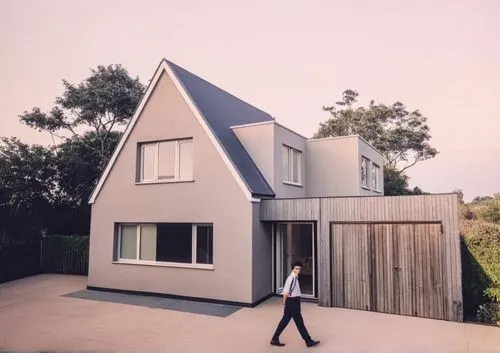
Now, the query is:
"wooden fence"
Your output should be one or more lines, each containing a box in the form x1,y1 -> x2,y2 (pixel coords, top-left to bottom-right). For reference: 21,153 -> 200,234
0,242 -> 41,283
42,246 -> 89,275
0,236 -> 89,283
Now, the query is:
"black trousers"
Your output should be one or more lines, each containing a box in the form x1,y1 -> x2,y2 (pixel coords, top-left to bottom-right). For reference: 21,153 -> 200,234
272,297 -> 311,342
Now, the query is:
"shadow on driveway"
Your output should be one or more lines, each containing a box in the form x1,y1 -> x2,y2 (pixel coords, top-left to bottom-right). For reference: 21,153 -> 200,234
63,289 -> 242,318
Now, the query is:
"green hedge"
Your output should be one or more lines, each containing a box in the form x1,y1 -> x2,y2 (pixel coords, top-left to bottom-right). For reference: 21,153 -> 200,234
44,234 -> 89,251
461,220 -> 500,323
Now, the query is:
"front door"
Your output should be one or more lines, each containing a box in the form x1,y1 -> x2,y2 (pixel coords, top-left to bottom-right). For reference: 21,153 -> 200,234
275,222 -> 316,298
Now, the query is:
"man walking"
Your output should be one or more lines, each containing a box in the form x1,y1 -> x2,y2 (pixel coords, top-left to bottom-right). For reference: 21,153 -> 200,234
270,261 -> 320,348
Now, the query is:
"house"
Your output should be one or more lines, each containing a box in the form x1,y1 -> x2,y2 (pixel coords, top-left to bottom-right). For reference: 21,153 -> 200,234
88,59 -> 462,322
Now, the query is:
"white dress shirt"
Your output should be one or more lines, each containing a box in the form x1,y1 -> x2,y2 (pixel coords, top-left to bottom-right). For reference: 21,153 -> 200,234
282,272 -> 302,298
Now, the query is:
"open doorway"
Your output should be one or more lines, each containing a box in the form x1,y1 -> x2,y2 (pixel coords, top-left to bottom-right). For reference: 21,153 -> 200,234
274,222 -> 316,298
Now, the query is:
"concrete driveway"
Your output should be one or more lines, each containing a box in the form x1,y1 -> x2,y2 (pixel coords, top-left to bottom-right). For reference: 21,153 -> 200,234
0,274 -> 498,353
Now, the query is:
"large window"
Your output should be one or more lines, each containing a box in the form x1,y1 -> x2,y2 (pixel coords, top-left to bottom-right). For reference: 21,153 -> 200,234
139,139 -> 193,183
361,156 -> 369,188
282,145 -> 302,185
116,223 -> 213,268
372,163 -> 381,191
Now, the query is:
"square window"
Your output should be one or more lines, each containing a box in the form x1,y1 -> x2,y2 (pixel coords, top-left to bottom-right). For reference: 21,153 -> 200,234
138,139 -> 193,182
157,223 -> 193,263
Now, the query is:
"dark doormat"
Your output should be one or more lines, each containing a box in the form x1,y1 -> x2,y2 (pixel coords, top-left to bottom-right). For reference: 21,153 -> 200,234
62,290 -> 242,317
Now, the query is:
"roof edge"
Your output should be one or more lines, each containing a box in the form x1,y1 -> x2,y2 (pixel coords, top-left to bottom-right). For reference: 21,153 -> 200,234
231,120 -> 308,140
89,58 -> 259,204
308,135 -> 385,159
88,59 -> 167,204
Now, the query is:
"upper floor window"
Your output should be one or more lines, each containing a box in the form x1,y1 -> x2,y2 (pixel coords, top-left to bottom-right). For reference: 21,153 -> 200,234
372,163 -> 381,191
282,145 -> 302,185
361,156 -> 369,188
139,139 -> 193,183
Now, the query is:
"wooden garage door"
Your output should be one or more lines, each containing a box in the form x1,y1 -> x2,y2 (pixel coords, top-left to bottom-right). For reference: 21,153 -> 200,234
330,222 -> 447,320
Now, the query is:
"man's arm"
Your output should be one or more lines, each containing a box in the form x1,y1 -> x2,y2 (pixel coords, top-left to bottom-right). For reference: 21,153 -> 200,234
282,293 -> 288,305
282,276 -> 293,305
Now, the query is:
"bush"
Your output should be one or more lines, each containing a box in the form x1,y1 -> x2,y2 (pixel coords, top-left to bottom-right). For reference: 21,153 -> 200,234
44,234 -> 89,252
459,203 -> 477,220
476,302 -> 499,325
477,198 -> 500,224
461,220 -> 500,322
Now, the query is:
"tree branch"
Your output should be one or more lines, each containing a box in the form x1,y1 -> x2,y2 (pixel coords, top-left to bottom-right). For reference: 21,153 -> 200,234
65,125 -> 102,156
399,159 -> 419,174
387,150 -> 405,164
49,132 -> 57,147
387,150 -> 406,165
99,118 -> 118,159
34,127 -> 68,144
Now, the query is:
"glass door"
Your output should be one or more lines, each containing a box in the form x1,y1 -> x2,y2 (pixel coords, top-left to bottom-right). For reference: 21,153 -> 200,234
275,222 -> 315,298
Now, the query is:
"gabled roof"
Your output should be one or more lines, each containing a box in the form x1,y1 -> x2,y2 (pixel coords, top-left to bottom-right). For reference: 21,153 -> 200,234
167,61 -> 275,198
89,59 -> 275,204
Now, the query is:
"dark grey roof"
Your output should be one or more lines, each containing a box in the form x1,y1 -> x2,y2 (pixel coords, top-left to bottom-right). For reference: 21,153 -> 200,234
168,60 -> 275,197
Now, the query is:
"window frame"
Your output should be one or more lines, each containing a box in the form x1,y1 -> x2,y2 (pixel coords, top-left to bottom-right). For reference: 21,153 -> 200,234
282,144 -> 302,186
372,163 -> 381,192
115,223 -> 213,270
138,138 -> 194,184
193,223 -> 213,265
361,156 -> 370,189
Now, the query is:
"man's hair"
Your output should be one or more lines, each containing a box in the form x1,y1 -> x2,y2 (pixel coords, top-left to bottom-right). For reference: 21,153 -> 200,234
292,261 -> 303,269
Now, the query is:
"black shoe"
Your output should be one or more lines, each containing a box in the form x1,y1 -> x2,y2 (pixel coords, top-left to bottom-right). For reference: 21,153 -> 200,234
306,340 -> 320,347
270,340 -> 285,347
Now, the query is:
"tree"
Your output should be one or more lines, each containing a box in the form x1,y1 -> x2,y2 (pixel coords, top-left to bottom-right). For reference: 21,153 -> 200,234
0,138 -> 57,240
55,131 -> 122,206
383,167 -> 410,196
411,186 -> 426,195
383,167 -> 428,196
456,191 -> 500,222
4,64 -> 145,236
19,64 -> 144,170
453,188 -> 465,204
472,195 -> 494,204
48,131 -> 122,235
315,89 -> 438,195
453,188 -> 478,220
316,89 -> 438,173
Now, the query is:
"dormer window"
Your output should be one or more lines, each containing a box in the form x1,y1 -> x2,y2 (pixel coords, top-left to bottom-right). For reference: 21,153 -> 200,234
138,138 -> 193,183
372,163 -> 381,191
282,144 -> 302,185
361,156 -> 369,188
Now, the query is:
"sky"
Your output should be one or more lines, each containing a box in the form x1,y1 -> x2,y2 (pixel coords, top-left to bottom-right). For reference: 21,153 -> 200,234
0,0 -> 498,201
